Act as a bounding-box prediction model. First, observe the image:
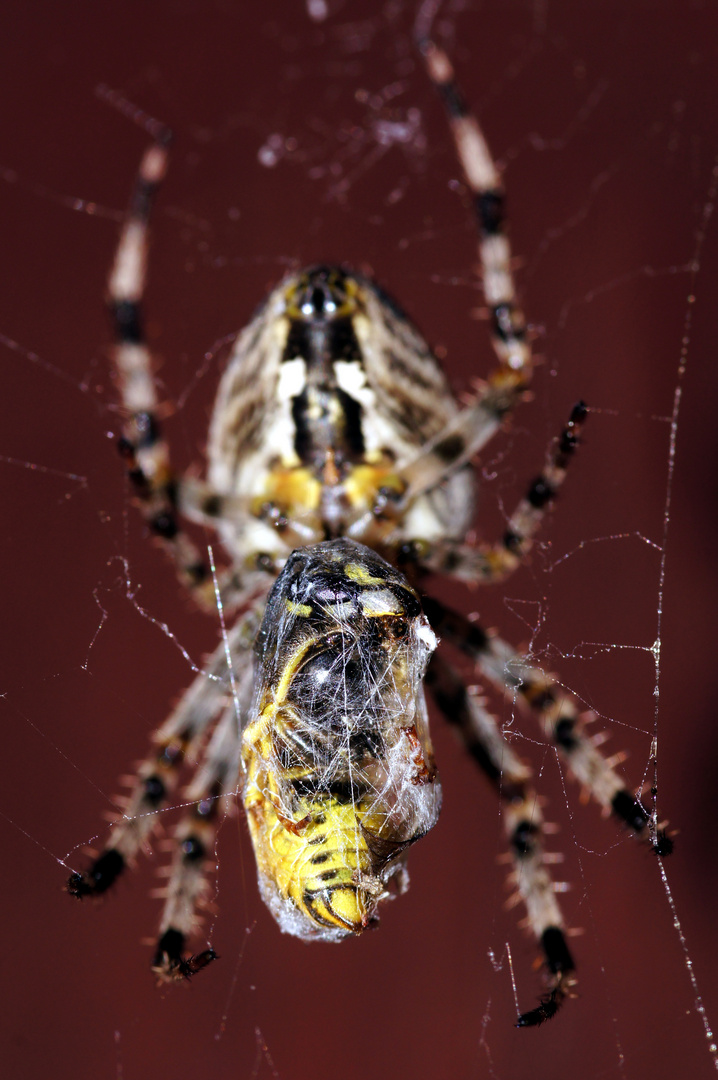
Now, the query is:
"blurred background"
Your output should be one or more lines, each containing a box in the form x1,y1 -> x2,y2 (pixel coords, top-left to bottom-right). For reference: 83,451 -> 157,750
2,1 -> 717,1078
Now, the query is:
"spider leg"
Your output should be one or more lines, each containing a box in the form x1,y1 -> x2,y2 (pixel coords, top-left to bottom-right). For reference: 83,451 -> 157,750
388,39 -> 531,508
67,611 -> 256,902
151,676 -> 252,982
399,401 -> 587,583
425,598 -> 665,848
107,129 -> 222,605
426,651 -> 576,1026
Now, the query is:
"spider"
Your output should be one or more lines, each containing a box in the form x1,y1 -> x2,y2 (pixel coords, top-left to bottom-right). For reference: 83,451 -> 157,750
66,37 -> 670,1027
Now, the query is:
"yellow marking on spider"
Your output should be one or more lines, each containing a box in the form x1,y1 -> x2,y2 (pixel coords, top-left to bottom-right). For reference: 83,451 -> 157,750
257,465 -> 322,513
343,461 -> 403,509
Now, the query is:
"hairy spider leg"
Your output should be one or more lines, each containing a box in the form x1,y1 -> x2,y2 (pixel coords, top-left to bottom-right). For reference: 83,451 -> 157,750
401,401 -> 587,583
151,669 -> 253,982
107,127 -> 323,602
106,126 -> 224,603
68,611 -> 257,976
425,651 -> 576,1027
423,597 -> 670,1021
388,39 -> 532,509
426,598 -> 664,847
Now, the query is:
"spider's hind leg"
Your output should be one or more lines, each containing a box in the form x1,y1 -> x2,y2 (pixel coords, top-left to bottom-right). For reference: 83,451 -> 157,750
390,38 -> 533,512
107,120 -> 219,606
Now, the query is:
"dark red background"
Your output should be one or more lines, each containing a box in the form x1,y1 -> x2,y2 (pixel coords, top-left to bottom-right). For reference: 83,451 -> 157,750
2,3 -> 718,1078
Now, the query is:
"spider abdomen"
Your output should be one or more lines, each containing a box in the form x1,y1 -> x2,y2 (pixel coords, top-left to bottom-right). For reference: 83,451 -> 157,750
206,265 -> 476,557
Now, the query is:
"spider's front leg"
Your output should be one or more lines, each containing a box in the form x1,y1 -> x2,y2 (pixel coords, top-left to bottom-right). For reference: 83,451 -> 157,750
67,613 -> 257,980
151,688 -> 248,983
425,596 -> 665,846
426,651 -> 577,1026
427,598 -> 671,853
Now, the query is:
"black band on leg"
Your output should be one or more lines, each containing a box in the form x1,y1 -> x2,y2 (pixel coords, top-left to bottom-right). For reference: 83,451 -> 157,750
516,927 -> 575,1028
67,848 -> 125,898
152,926 -> 218,981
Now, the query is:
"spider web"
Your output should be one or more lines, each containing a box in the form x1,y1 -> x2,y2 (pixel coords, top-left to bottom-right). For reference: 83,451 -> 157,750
2,2 -> 717,1078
